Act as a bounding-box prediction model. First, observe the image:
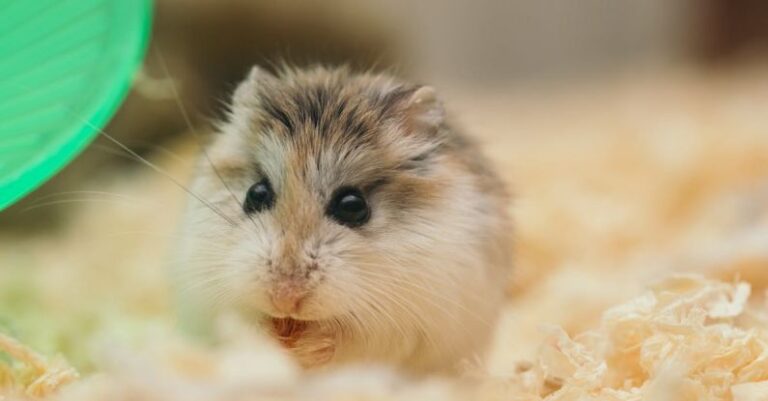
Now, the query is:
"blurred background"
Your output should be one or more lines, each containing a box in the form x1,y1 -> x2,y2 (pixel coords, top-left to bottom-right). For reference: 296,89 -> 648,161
3,0 -> 768,225
2,0 -> 768,374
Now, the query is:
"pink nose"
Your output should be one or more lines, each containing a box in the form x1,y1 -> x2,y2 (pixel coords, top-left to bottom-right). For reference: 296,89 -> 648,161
269,281 -> 307,314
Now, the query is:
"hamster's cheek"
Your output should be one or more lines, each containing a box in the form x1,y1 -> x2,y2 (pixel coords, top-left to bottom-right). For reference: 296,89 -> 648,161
215,231 -> 274,310
300,264 -> 355,319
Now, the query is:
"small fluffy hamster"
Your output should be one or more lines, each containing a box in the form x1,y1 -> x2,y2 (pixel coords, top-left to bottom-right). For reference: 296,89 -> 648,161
176,65 -> 512,373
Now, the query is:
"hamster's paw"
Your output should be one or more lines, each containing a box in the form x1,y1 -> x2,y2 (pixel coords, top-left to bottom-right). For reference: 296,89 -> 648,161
291,330 -> 336,368
269,317 -> 337,368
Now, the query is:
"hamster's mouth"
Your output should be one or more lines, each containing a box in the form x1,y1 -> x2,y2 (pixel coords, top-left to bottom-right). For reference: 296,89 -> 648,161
269,317 -> 310,347
267,316 -> 339,368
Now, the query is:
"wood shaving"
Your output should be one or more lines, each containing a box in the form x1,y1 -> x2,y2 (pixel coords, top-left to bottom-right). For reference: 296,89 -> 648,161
0,333 -> 77,399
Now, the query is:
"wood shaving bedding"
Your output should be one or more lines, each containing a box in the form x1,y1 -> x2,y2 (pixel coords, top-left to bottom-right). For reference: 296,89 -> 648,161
0,333 -> 77,398
4,274 -> 768,401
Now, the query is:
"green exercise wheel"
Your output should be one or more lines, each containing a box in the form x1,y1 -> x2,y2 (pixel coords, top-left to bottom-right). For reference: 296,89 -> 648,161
0,0 -> 152,211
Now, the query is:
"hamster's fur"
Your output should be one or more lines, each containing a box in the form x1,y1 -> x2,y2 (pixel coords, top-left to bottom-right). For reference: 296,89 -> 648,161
176,65 -> 512,373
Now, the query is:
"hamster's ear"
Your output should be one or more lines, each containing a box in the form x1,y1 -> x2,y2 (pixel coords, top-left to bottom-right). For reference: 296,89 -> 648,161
403,85 -> 445,131
232,66 -> 276,108
384,85 -> 446,161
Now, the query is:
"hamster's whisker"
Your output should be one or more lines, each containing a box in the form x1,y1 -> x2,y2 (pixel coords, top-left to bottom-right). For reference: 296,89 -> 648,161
356,280 -> 443,352
327,293 -> 373,348
171,242 -> 235,259
154,48 -> 265,234
374,252 -> 497,307
171,247 -> 243,265
84,230 -> 185,241
90,143 -> 145,161
348,261 -> 480,316
348,259 -> 466,294
334,274 -> 431,349
352,267 -> 494,329
349,258 -> 455,282
21,197 -> 139,213
369,292 -> 432,350
26,190 -> 156,204
354,285 -> 412,341
85,122 -> 238,228
176,266 -> 230,288
389,279 -> 492,331
329,276 -> 409,346
173,263 -> 230,283
352,274 -> 444,328
43,90 -> 237,228
389,276 -> 495,328
185,271 -> 242,306
346,255 -> 500,317
89,142 -> 192,166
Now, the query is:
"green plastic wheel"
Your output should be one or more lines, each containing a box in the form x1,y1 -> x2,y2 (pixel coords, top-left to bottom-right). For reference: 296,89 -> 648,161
0,0 -> 152,211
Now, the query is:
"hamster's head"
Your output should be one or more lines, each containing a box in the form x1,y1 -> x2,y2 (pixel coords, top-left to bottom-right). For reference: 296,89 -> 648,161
179,66 -> 510,366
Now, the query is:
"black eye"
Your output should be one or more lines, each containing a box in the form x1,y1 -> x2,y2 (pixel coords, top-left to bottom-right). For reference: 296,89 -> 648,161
328,187 -> 370,227
243,179 -> 275,214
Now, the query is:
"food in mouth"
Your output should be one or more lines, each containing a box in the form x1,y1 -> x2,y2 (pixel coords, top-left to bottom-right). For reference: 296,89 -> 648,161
269,317 -> 308,347
267,317 -> 337,368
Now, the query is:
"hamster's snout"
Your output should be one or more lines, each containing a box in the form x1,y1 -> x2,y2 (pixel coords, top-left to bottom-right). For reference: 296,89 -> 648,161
268,277 -> 308,315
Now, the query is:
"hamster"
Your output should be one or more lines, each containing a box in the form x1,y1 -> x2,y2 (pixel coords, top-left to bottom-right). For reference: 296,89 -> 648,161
176,65 -> 512,374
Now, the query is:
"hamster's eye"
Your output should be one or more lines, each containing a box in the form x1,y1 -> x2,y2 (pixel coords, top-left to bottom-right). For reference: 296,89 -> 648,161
243,179 -> 275,214
328,187 -> 370,228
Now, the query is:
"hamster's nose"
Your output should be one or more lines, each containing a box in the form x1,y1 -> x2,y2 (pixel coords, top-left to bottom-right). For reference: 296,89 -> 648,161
269,280 -> 307,315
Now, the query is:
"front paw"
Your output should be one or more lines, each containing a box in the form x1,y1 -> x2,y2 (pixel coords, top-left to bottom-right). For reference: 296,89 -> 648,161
290,331 -> 336,368
268,318 -> 337,368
